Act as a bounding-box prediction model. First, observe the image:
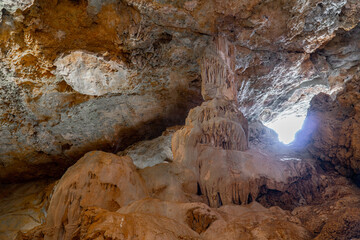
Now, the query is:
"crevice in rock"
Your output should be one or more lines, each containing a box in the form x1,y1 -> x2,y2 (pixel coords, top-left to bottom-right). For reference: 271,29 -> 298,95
247,193 -> 253,204
216,192 -> 223,207
196,182 -> 202,196
186,207 -> 218,234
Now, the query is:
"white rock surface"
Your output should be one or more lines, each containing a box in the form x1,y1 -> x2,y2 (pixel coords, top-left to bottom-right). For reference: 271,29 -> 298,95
54,51 -> 132,96
0,0 -> 33,21
87,0 -> 117,15
118,134 -> 174,169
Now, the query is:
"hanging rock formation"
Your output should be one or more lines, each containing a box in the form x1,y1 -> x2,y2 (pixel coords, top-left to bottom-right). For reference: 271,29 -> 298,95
1,0 -> 360,239
1,0 -> 360,183
171,37 -> 323,209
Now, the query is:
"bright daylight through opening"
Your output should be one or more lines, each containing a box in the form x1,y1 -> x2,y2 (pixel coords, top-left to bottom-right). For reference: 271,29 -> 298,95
264,114 -> 306,144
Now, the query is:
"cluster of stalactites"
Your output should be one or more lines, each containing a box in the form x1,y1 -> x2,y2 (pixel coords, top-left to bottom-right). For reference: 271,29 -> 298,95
186,98 -> 249,151
200,36 -> 237,102
198,119 -> 248,151
196,36 -> 248,150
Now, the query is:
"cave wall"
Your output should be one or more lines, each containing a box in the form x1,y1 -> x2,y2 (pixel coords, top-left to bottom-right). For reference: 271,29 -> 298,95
294,24 -> 360,184
1,1 -> 360,239
1,0 -> 360,183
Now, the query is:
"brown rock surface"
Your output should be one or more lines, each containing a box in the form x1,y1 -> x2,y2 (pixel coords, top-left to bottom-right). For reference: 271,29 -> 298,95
43,151 -> 148,239
170,41 -> 324,209
10,137 -> 360,240
117,127 -> 180,169
296,76 -> 360,182
0,180 -> 54,240
79,207 -> 200,240
200,37 -> 237,101
1,1 -> 360,239
1,0 -> 360,183
117,198 -> 219,234
203,202 -> 313,240
292,172 -> 360,239
235,0 -> 360,120
117,199 -> 313,240
0,0 -> 206,183
139,161 -> 201,203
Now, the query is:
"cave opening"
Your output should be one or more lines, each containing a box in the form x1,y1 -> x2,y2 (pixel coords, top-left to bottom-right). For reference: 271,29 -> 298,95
264,113 -> 306,144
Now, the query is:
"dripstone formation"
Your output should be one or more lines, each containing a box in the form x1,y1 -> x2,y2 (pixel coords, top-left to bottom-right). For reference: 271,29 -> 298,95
1,0 -> 360,240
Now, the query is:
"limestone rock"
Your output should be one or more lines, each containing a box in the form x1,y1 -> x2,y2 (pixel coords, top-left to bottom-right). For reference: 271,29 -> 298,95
292,173 -> 360,239
201,37 -> 237,101
237,49 -> 335,122
1,1 -> 360,239
117,127 -> 180,169
248,120 -> 279,147
12,148 -> 360,240
0,0 -> 206,183
117,198 -> 313,240
1,0 -> 360,182
0,180 -> 54,240
185,98 -> 249,151
79,202 -> 313,240
79,207 -> 200,240
197,148 -> 316,208
234,0 -> 360,122
295,76 -> 360,182
0,91 -> 189,182
43,151 -> 148,239
117,198 -> 219,234
139,162 -> 201,203
171,97 -> 321,210
54,51 -> 133,96
170,36 -> 323,209
203,202 -> 313,240
28,198 -> 313,240
0,0 -> 33,21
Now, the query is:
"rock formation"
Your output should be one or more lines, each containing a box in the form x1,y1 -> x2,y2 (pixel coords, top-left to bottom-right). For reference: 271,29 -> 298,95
292,22 -> 360,182
296,76 -> 360,184
0,0 -> 207,183
43,151 -> 148,239
117,127 -> 178,169
0,180 -> 54,240
1,0 -> 360,239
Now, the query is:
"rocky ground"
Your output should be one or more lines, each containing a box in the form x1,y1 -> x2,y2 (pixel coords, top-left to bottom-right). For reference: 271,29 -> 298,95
2,115 -> 360,239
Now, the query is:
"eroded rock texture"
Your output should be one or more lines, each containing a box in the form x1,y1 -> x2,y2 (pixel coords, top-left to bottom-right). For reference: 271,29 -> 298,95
1,0 -> 360,239
292,173 -> 360,239
236,1 -> 360,122
296,76 -> 360,183
170,37 -> 324,210
44,151 -> 148,239
1,0 -> 360,183
14,147 -> 360,240
0,180 -> 54,240
0,0 -> 207,183
117,126 -> 179,169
